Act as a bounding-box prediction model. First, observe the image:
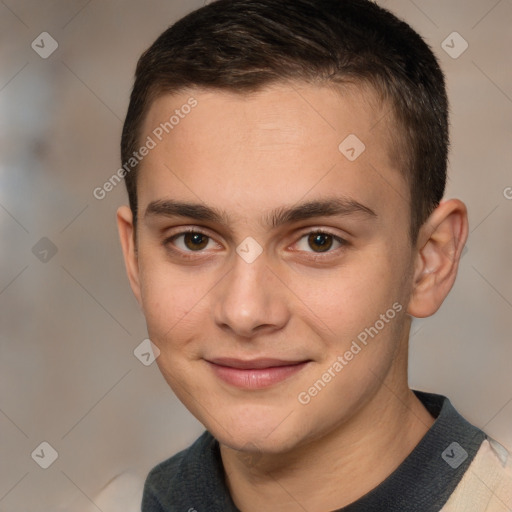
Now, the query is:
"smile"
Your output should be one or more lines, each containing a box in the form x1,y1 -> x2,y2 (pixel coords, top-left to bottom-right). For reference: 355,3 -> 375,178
206,358 -> 310,389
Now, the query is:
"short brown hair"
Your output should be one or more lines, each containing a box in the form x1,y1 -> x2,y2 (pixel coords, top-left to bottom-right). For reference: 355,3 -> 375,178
121,0 -> 448,243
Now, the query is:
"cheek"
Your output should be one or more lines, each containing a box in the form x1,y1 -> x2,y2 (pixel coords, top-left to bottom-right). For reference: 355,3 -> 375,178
293,301 -> 407,442
139,264 -> 210,395
137,255 -> 212,344
289,255 -> 403,337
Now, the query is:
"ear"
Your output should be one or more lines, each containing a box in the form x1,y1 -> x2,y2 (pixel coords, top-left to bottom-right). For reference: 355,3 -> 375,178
116,205 -> 142,306
407,199 -> 468,318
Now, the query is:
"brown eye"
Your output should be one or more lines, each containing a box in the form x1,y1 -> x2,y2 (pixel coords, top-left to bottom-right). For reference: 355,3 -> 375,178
307,232 -> 334,252
183,232 -> 210,251
163,229 -> 222,259
294,230 -> 346,255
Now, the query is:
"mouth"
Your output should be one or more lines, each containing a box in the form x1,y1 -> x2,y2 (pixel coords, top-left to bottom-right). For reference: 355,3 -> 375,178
205,357 -> 311,389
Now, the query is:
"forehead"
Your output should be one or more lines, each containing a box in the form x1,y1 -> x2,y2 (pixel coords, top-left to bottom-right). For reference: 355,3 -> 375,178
137,82 -> 408,230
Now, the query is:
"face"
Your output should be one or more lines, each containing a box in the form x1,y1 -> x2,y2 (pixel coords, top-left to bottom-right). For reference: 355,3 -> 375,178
121,82 -> 418,453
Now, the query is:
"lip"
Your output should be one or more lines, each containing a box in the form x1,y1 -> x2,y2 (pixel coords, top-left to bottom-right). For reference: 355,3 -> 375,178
206,358 -> 310,389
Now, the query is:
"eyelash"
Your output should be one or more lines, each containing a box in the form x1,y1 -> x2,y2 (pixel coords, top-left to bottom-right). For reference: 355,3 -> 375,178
163,227 -> 348,261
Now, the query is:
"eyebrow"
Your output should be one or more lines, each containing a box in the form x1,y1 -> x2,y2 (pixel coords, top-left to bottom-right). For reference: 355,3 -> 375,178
144,197 -> 377,228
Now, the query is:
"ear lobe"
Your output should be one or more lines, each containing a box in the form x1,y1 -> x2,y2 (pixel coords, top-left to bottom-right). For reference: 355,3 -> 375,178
116,205 -> 142,306
407,199 -> 468,318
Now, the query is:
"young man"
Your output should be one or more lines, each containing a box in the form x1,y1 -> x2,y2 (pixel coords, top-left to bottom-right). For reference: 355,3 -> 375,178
117,0 -> 512,510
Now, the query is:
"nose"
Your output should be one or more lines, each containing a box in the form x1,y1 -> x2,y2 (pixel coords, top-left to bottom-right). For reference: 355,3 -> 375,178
213,252 -> 290,339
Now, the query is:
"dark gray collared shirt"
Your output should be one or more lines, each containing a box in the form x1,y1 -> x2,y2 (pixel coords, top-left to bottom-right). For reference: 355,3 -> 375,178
142,391 -> 487,512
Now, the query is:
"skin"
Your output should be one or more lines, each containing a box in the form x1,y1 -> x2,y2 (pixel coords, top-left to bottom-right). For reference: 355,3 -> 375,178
117,82 -> 468,511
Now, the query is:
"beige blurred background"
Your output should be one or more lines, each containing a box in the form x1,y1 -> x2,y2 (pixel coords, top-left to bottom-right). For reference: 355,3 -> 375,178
0,1 -> 511,510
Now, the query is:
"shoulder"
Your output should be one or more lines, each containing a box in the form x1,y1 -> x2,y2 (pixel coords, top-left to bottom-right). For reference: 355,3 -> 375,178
442,436 -> 512,511
142,430 -> 217,512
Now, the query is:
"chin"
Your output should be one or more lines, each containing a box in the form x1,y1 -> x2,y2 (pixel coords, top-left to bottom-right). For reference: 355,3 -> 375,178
215,427 -> 298,455
205,406 -> 313,455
